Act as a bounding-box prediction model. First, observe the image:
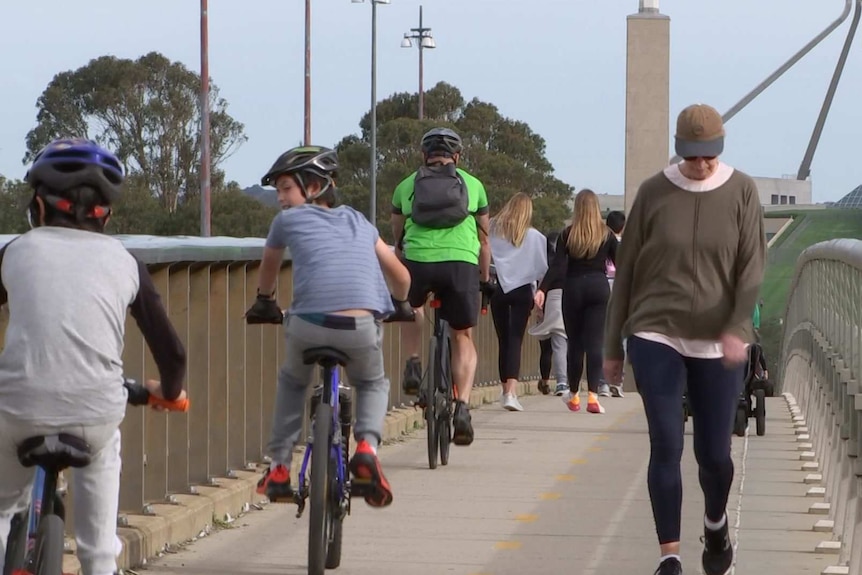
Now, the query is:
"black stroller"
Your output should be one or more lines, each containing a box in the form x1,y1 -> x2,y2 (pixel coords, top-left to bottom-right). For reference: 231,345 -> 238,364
682,342 -> 773,437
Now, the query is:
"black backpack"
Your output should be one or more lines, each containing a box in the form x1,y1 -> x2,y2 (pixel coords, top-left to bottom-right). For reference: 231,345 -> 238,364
408,163 -> 470,229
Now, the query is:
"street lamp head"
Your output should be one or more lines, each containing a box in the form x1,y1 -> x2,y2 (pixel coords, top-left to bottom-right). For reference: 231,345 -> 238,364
401,36 -> 413,48
420,35 -> 435,49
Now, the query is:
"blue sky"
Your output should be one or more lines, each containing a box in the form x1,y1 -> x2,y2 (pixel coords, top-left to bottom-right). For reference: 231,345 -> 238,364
1,0 -> 859,202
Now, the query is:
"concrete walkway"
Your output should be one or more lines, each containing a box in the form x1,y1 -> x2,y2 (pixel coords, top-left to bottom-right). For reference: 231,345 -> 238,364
143,391 -> 837,574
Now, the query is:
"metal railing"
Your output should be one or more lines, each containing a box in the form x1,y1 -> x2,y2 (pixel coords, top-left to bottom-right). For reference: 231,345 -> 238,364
780,238 -> 862,572
0,236 -> 539,515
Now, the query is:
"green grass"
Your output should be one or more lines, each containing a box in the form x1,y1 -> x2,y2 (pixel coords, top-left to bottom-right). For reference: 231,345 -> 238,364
759,209 -> 862,376
761,209 -> 862,320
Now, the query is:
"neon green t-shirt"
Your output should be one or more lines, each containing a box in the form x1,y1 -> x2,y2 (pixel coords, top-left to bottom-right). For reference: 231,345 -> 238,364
391,167 -> 489,264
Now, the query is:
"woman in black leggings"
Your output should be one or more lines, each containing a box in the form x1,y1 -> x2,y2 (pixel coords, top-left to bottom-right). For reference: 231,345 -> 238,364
488,193 -> 548,412
537,189 -> 616,414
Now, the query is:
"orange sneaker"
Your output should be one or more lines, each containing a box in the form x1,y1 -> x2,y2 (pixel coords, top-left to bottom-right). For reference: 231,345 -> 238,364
587,392 -> 605,414
563,391 -> 581,412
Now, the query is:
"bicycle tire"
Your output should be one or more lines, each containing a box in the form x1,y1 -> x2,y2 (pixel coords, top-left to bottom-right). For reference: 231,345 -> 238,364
308,403 -> 332,575
33,514 -> 64,575
438,334 -> 452,466
754,389 -> 767,436
3,511 -> 29,575
325,456 -> 343,569
425,336 -> 439,470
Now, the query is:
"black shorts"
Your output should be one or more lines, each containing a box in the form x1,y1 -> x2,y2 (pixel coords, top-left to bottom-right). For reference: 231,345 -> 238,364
405,260 -> 480,330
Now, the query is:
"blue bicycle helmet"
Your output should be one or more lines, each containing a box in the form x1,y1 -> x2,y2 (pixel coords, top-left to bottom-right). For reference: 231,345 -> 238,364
26,138 -> 124,205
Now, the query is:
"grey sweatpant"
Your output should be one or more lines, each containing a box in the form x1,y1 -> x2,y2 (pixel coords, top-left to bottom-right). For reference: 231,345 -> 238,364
549,332 -> 568,384
267,314 -> 390,466
0,417 -> 122,575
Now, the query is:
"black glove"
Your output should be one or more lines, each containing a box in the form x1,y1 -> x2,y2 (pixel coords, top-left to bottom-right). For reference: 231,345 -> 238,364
479,279 -> 498,300
383,296 -> 415,323
245,294 -> 284,325
123,380 -> 150,406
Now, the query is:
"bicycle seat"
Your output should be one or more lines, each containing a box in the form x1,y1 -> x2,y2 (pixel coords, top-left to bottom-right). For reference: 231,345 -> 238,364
17,434 -> 92,470
302,347 -> 350,368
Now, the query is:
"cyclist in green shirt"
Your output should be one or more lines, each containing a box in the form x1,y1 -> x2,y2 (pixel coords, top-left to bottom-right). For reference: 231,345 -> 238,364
390,128 -> 491,446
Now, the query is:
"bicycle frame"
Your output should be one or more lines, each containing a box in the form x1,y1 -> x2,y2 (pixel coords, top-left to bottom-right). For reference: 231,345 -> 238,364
27,468 -> 45,544
295,363 -> 348,517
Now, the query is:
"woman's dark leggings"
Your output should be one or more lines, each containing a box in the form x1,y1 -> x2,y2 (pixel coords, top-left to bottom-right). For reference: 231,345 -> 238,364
561,273 -> 609,393
627,336 -> 744,544
539,339 -> 553,380
490,284 -> 534,381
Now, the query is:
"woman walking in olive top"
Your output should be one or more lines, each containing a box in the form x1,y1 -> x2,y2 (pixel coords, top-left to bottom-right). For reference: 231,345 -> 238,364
603,104 -> 766,575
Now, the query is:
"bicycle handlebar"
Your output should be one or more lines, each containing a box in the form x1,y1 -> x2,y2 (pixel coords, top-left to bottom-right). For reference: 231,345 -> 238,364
124,380 -> 190,412
480,278 -> 497,316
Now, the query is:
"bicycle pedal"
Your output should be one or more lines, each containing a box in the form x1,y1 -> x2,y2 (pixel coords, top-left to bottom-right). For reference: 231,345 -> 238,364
349,478 -> 375,496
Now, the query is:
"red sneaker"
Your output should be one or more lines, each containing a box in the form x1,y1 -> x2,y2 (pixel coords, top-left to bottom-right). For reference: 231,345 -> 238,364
349,440 -> 393,508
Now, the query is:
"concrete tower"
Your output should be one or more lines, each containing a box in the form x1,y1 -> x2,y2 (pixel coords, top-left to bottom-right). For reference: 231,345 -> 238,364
624,0 -> 670,214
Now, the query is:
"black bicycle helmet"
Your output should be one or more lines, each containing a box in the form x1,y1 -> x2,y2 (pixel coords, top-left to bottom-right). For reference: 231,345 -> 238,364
261,145 -> 338,202
421,127 -> 462,156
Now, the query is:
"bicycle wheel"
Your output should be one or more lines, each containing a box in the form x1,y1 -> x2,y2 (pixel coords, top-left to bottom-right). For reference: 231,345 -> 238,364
425,337 -> 439,470
438,334 -> 452,466
33,515 -> 64,575
308,403 -> 332,575
3,510 -> 29,575
325,455 -> 343,569
754,389 -> 767,436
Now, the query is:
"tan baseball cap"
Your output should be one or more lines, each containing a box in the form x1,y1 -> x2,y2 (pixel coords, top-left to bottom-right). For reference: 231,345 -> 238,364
675,104 -> 725,158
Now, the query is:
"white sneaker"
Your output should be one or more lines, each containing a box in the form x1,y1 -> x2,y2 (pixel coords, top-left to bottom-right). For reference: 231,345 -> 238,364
501,393 -> 524,412
610,384 -> 625,398
553,382 -> 569,396
598,383 -> 611,397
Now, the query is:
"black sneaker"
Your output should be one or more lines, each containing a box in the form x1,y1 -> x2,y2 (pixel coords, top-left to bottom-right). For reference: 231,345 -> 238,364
701,518 -> 733,575
402,357 -> 422,395
654,557 -> 682,575
452,400 -> 474,446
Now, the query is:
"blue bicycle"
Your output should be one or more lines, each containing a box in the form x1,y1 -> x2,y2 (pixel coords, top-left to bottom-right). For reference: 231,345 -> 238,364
246,300 -> 413,575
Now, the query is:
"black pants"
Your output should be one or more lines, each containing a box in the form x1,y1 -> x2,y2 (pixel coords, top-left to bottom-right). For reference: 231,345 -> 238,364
562,273 -> 609,393
627,336 -> 744,544
539,339 -> 552,380
489,284 -> 534,381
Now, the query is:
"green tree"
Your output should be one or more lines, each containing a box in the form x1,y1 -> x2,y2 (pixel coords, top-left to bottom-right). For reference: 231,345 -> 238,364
0,178 -> 33,234
24,52 -> 247,212
334,82 -> 573,240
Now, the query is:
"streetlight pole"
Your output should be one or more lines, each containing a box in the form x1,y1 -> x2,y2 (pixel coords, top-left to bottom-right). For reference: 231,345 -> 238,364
353,0 -> 390,228
401,5 -> 435,120
304,0 -> 312,146
199,0 -> 211,237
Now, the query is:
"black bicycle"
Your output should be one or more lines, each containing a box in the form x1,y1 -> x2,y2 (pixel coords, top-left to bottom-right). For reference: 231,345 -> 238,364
3,380 -> 189,575
421,284 -> 492,470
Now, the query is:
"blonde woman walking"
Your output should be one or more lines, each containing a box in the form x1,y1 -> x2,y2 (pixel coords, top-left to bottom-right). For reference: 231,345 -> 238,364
537,189 -> 617,414
488,193 -> 548,411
